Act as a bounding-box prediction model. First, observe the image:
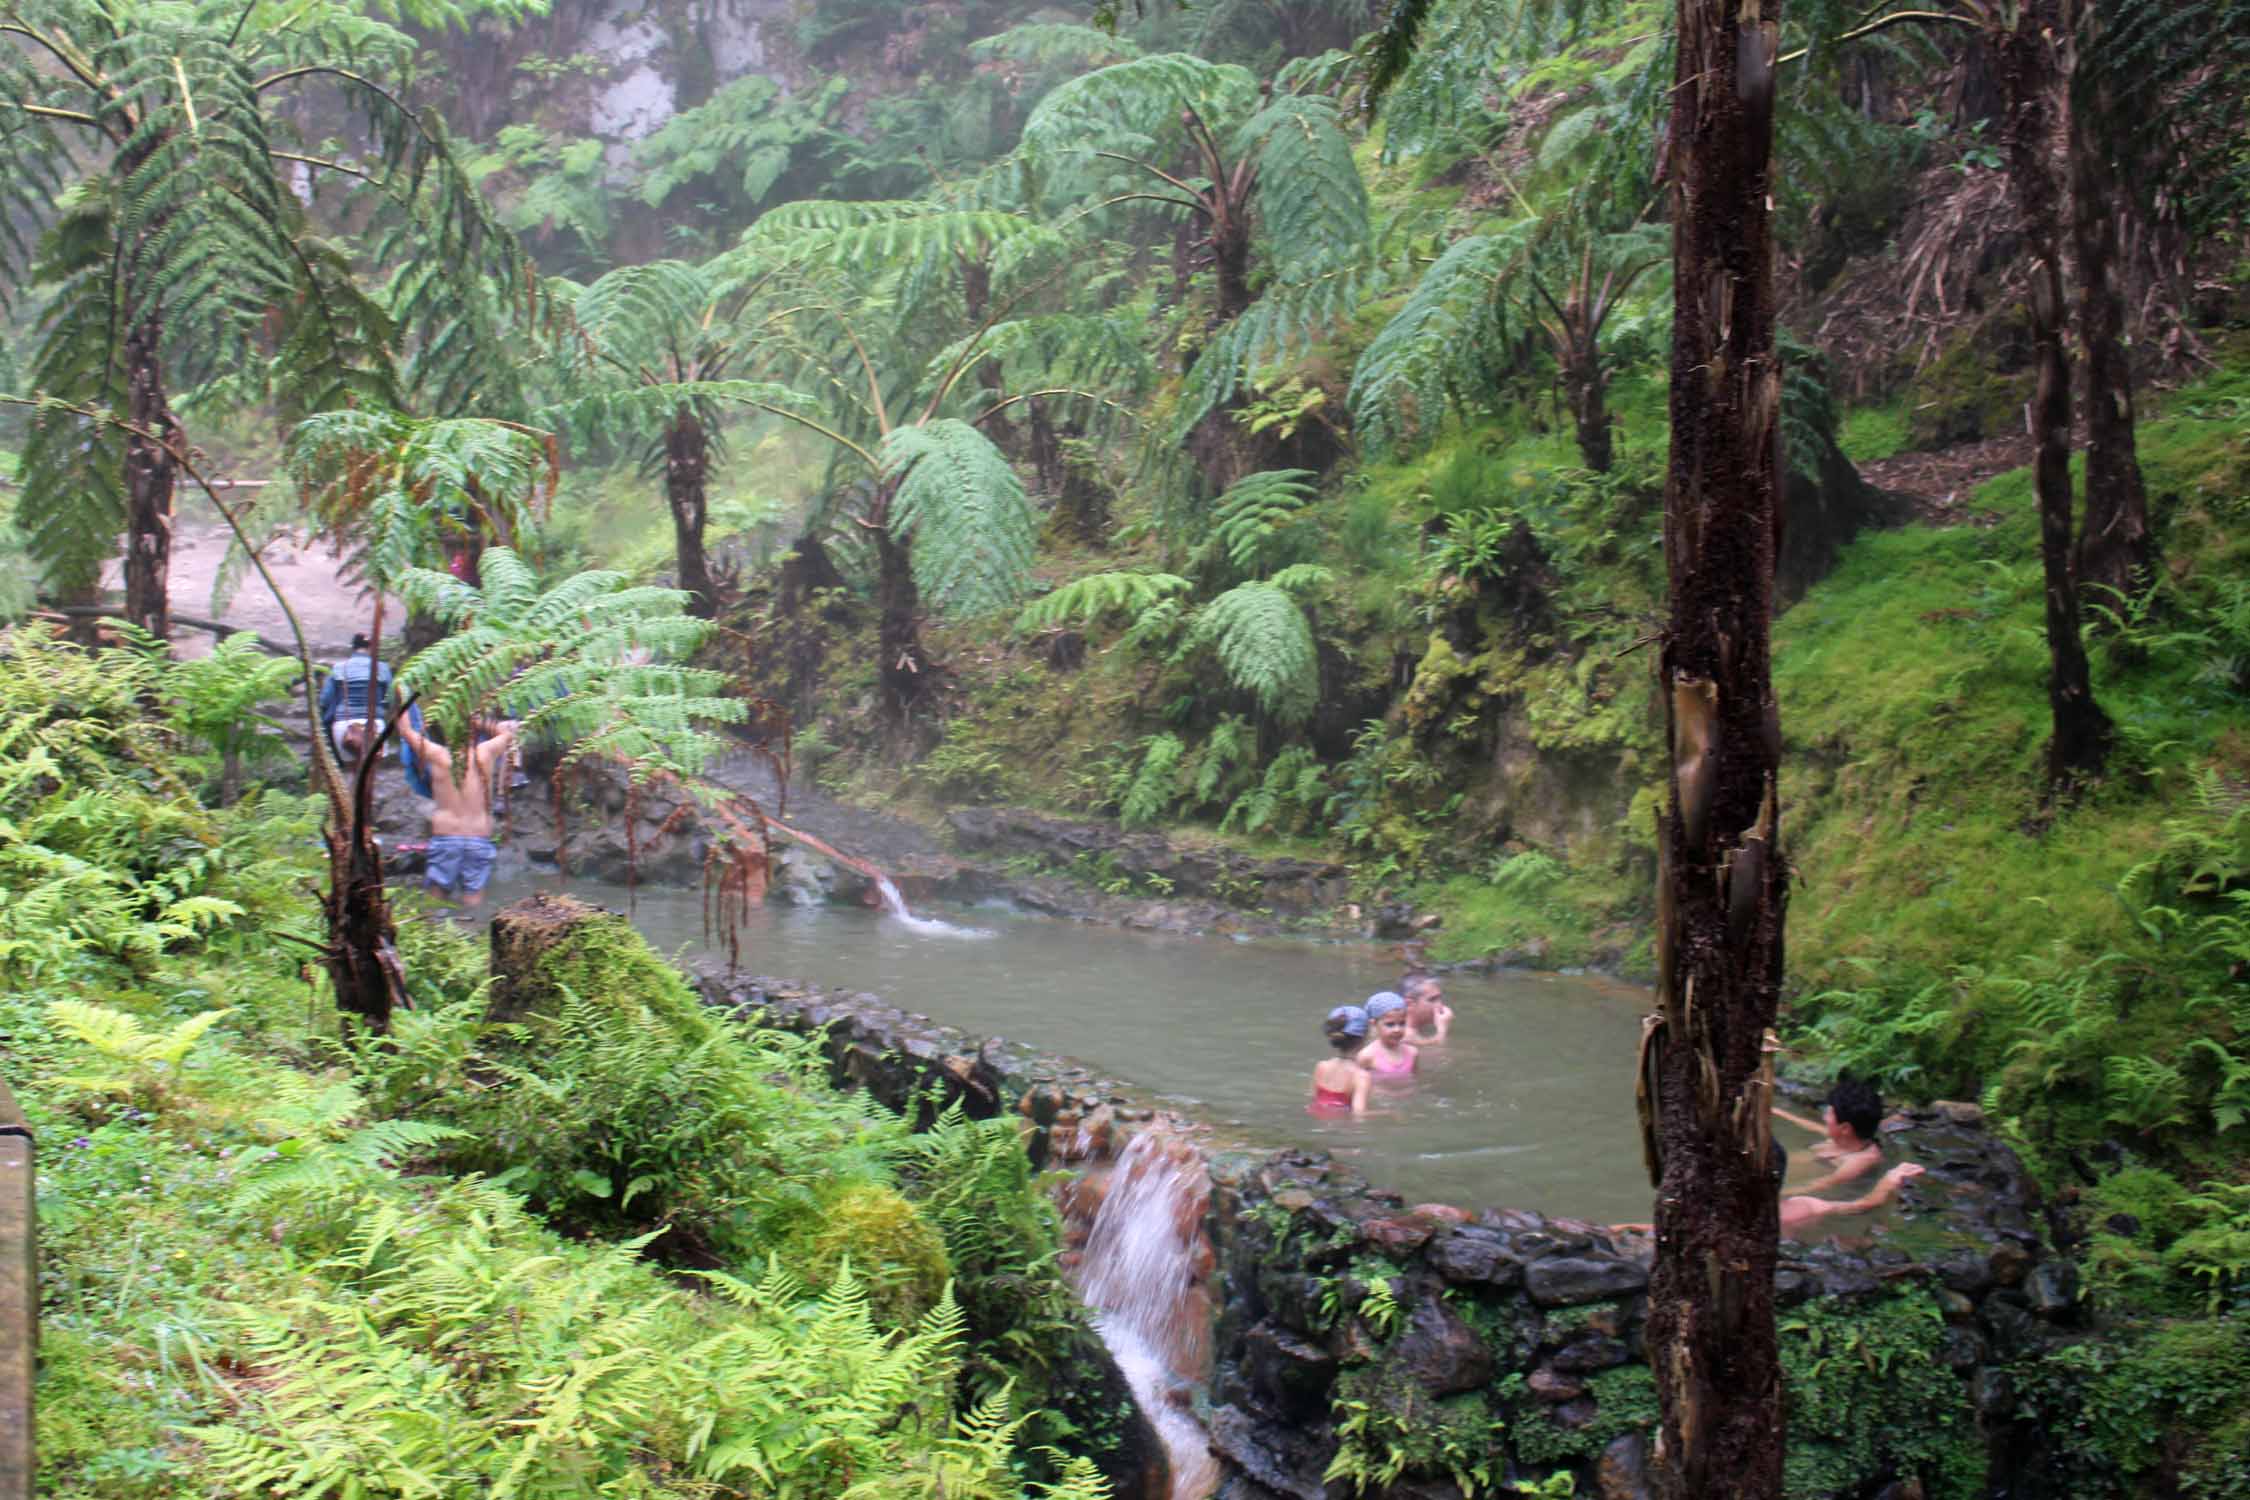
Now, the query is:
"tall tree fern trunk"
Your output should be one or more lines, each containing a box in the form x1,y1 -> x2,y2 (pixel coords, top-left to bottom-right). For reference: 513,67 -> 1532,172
1562,346 -> 1615,474
2063,19 -> 2154,611
666,409 -> 718,618
1999,0 -> 2113,796
1644,1 -> 1787,1495
874,525 -> 926,723
122,315 -> 177,640
1185,206 -> 1258,495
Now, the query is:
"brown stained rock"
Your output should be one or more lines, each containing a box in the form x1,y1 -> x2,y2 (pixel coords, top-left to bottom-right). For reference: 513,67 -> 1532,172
1362,1214 -> 1438,1258
1597,1432 -> 1655,1500
1528,1368 -> 1586,1404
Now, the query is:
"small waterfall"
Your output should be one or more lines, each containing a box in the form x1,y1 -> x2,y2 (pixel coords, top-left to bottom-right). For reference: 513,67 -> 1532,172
1075,1132 -> 1221,1500
870,874 -> 993,940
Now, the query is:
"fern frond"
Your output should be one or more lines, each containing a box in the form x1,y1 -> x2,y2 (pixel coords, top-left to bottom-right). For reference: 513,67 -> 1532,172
881,421 -> 1037,619
1015,572 -> 1191,633
1235,95 -> 1372,277
1181,582 -> 1321,724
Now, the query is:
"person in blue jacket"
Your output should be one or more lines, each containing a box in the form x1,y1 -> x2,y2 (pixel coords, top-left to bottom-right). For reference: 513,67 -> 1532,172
317,635 -> 393,766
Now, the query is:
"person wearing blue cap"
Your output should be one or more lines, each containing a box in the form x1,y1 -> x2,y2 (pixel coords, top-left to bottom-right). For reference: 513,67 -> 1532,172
1310,1005 -> 1374,1116
1358,992 -> 1419,1078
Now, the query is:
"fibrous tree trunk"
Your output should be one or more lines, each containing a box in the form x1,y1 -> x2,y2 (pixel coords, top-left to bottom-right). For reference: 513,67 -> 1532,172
1641,2 -> 1787,1497
2062,2 -> 2154,611
122,315 -> 177,640
325,596 -> 406,1034
1560,340 -> 1615,474
873,520 -> 926,723
666,408 -> 718,618
1998,0 -> 2113,796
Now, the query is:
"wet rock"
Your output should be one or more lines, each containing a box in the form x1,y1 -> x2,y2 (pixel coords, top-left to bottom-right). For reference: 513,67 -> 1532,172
1934,1100 -> 1985,1126
1511,1226 -> 1595,1261
1986,1239 -> 2033,1288
1528,1368 -> 1586,1403
2026,1260 -> 2080,1320
1934,1249 -> 1994,1296
1363,1213 -> 1438,1258
1979,1294 -> 2045,1362
1872,1481 -> 1927,1500
1597,1432 -> 1654,1500
1773,1266 -> 1818,1306
1818,1262 -> 1882,1300
1207,1404 -> 1327,1500
1427,1229 -> 1521,1289
1391,1296 -> 1494,1396
1553,1396 -> 1600,1430
770,847 -> 832,907
1383,1480 -> 1470,1500
1934,1288 -> 1978,1324
1940,1327 -> 1985,1371
1260,1272 -> 1329,1338
1241,1322 -> 1335,1423
1525,1255 -> 1649,1307
1551,1335 -> 1633,1374
1971,1366 -> 2015,1420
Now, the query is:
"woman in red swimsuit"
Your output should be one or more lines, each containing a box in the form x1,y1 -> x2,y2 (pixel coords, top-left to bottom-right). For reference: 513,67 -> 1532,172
1358,992 -> 1419,1078
1309,1006 -> 1374,1116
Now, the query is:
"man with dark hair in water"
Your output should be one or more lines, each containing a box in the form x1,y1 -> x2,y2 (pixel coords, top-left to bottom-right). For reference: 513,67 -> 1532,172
1775,1076 -> 1888,1192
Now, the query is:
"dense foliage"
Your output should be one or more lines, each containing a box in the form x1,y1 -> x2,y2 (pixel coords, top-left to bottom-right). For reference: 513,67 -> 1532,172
0,627 -> 1119,1497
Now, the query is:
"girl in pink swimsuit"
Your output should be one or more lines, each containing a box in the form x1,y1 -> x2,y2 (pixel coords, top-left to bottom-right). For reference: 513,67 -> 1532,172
1309,1006 -> 1373,1116
1358,992 -> 1419,1078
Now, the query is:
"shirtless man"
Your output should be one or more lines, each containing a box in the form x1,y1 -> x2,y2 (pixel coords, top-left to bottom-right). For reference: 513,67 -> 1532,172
395,716 -> 518,907
1773,1077 -> 1887,1192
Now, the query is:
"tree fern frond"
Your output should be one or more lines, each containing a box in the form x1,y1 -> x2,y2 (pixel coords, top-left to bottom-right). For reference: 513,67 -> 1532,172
1235,95 -> 1372,277
881,420 -> 1037,619
1181,582 -> 1320,724
1197,469 -> 1318,579
1015,572 -> 1192,633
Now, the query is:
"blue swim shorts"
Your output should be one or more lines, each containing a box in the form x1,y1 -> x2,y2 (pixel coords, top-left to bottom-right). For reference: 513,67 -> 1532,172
425,835 -> 498,894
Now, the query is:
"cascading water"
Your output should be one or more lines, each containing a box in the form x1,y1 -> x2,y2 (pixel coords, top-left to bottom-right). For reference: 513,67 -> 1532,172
870,874 -> 993,939
1074,1132 -> 1222,1500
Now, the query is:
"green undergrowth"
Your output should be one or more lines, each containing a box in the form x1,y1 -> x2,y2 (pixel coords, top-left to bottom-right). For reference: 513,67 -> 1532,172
0,626 -> 1118,1498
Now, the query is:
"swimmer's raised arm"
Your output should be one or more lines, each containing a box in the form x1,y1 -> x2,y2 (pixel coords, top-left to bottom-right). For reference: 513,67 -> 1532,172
1772,1104 -> 1826,1135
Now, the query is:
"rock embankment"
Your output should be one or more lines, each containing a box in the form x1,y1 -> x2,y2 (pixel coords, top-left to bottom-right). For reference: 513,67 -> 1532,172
696,969 -> 2085,1500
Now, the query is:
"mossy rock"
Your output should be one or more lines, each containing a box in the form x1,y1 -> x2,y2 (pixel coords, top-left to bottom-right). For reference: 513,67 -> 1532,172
1905,316 -> 2036,451
782,1180 -> 954,1327
486,892 -> 712,1042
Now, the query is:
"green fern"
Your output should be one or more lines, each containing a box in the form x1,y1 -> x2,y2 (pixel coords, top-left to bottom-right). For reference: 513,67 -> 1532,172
1181,581 -> 1322,725
1016,572 -> 1192,633
1119,733 -> 1187,830
1197,470 -> 1318,580
883,420 -> 1039,619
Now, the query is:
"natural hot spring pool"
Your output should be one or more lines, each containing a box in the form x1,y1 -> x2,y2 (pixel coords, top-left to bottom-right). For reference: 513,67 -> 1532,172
465,873 -> 1677,1222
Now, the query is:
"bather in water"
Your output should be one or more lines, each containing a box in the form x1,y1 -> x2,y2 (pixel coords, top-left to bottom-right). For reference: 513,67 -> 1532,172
1309,1005 -> 1374,1116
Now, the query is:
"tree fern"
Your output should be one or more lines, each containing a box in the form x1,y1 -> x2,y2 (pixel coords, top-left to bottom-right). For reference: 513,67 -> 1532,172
1181,582 -> 1322,725
1197,469 -> 1319,580
882,420 -> 1039,619
1,0 -> 549,623
1016,572 -> 1192,632
1119,733 -> 1187,829
1235,95 -> 1374,277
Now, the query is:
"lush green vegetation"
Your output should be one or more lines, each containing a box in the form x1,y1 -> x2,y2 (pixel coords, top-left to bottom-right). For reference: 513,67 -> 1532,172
0,627 -> 1119,1497
4,0 -> 2249,1492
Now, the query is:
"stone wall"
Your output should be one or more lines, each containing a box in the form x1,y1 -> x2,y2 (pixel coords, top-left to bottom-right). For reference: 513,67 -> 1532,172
1200,1106 -> 2075,1500
694,969 -> 2084,1500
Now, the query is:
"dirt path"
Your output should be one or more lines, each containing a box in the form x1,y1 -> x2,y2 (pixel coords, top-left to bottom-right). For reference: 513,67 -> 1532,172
1860,432 -> 2035,526
102,516 -> 397,661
